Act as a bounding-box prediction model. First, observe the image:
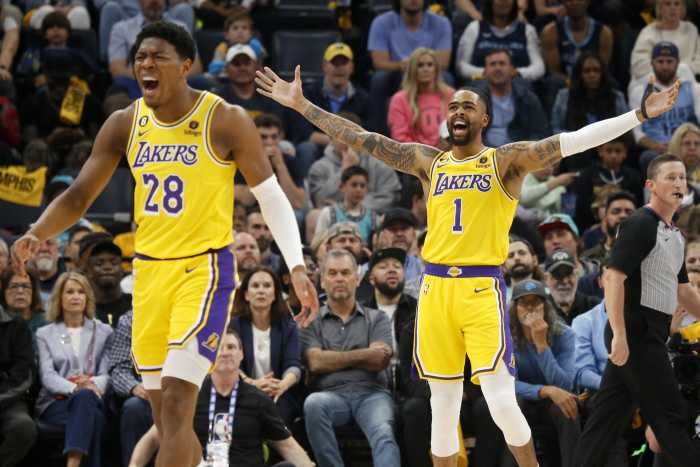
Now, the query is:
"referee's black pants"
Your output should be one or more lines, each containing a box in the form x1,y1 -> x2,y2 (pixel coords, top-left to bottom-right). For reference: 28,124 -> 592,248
574,308 -> 700,467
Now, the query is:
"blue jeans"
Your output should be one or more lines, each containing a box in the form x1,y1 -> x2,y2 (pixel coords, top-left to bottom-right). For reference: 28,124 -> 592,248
303,386 -> 400,467
40,389 -> 105,467
120,396 -> 153,467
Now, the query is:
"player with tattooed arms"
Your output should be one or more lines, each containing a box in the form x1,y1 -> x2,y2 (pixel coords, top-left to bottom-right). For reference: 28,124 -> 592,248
256,66 -> 679,467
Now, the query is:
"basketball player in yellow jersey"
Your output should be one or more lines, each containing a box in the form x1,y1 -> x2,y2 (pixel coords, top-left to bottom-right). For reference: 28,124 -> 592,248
257,66 -> 680,467
12,23 -> 319,467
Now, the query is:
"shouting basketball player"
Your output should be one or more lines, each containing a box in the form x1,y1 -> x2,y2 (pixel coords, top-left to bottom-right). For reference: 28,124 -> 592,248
12,23 -> 319,467
256,66 -> 679,467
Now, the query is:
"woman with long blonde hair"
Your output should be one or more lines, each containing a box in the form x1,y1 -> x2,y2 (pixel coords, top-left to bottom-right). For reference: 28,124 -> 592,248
387,47 -> 454,146
668,122 -> 700,186
35,272 -> 113,467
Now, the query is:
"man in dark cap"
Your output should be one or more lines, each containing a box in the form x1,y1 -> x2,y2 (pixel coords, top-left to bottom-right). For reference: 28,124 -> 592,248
361,247 -> 416,351
375,207 -> 423,282
543,249 -> 600,324
630,41 -> 700,172
80,233 -> 131,327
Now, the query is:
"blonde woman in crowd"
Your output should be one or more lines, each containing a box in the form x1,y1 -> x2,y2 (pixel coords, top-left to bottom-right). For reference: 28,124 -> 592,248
388,47 -> 454,147
35,272 -> 112,467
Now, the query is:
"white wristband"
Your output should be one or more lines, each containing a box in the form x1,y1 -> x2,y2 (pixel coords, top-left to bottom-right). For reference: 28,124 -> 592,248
249,175 -> 304,271
560,110 -> 642,158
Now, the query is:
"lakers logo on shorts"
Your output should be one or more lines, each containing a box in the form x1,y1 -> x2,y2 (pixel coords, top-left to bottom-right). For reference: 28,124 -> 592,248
202,332 -> 220,353
448,266 -> 461,277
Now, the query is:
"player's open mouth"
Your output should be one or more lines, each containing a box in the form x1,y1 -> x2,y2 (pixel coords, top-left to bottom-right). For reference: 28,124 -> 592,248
673,192 -> 684,199
452,120 -> 467,134
142,77 -> 159,93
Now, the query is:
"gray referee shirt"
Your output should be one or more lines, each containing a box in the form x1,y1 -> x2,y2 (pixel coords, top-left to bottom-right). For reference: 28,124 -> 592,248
608,207 -> 688,316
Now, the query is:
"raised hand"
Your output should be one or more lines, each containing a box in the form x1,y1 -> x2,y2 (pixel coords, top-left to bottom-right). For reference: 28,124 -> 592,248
10,233 -> 40,276
290,267 -> 320,328
255,66 -> 306,111
643,77 -> 680,119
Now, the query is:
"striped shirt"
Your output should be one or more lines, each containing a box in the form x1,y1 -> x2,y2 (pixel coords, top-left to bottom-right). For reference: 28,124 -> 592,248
608,207 -> 688,316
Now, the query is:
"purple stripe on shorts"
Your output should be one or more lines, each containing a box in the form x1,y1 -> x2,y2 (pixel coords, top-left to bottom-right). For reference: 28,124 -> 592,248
424,263 -> 502,279
196,246 -> 236,363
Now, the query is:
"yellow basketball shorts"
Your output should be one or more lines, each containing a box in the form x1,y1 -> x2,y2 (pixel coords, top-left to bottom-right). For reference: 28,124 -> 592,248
131,246 -> 236,374
412,263 -> 516,384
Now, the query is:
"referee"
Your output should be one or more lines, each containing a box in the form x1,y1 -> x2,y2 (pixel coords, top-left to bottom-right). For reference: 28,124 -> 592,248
575,154 -> 700,467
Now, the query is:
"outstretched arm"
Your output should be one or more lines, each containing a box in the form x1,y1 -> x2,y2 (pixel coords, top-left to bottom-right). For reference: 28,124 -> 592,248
212,102 -> 320,327
496,79 -> 680,198
12,107 -> 132,272
255,66 -> 438,181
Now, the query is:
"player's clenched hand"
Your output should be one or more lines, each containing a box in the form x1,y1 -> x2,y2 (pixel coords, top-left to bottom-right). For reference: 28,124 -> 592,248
11,233 -> 40,275
255,66 -> 306,111
609,333 -> 629,367
290,267 -> 320,328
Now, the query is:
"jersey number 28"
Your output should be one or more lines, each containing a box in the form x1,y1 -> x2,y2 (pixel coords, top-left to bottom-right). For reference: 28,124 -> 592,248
142,173 -> 184,216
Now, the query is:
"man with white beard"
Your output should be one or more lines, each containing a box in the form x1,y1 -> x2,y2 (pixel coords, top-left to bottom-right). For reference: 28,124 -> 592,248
29,238 -> 64,303
543,249 -> 600,325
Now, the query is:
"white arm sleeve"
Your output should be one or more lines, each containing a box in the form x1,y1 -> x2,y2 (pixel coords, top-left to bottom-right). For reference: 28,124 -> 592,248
559,110 -> 642,158
250,175 -> 305,271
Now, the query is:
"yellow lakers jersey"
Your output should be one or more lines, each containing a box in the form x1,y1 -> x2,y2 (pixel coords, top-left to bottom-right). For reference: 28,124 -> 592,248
421,147 -> 518,266
126,91 -> 236,259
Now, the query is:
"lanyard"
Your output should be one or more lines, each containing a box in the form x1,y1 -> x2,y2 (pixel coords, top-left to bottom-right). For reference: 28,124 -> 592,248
208,381 -> 238,444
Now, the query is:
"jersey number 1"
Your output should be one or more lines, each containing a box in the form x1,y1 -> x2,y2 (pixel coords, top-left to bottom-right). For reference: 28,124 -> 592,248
452,198 -> 463,233
142,173 -> 184,215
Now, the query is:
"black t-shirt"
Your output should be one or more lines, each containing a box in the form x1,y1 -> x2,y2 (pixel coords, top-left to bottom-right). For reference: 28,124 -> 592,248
96,293 -> 132,328
194,376 -> 290,467
608,207 -> 688,317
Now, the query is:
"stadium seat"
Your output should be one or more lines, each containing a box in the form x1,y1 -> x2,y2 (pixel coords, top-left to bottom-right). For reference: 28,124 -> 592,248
194,29 -> 225,71
276,0 -> 335,17
0,200 -> 42,232
368,0 -> 393,15
272,30 -> 341,83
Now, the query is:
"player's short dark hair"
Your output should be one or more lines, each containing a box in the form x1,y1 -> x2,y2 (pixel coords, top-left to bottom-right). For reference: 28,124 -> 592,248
129,21 -> 195,64
254,113 -> 283,131
647,153 -> 683,180
456,86 -> 491,119
605,191 -> 637,212
341,165 -> 369,184
41,11 -> 71,37
484,48 -> 513,65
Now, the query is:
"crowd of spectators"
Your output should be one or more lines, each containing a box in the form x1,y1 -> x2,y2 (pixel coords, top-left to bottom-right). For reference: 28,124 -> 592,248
3,0 -> 700,466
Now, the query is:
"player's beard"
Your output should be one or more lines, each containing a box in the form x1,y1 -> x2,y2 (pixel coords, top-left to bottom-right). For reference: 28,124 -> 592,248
375,279 -> 405,299
447,123 -> 476,146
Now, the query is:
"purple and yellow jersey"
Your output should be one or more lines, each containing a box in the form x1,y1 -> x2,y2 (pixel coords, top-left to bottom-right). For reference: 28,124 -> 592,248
421,147 -> 518,266
126,91 -> 236,259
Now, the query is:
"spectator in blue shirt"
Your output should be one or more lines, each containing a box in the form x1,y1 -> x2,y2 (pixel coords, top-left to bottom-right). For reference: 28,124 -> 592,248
571,284 -> 630,466
510,279 -> 580,467
366,0 -> 452,133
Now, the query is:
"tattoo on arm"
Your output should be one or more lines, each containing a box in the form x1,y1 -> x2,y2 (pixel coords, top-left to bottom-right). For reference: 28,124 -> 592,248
302,103 -> 438,176
525,135 -> 562,169
498,135 -> 562,174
